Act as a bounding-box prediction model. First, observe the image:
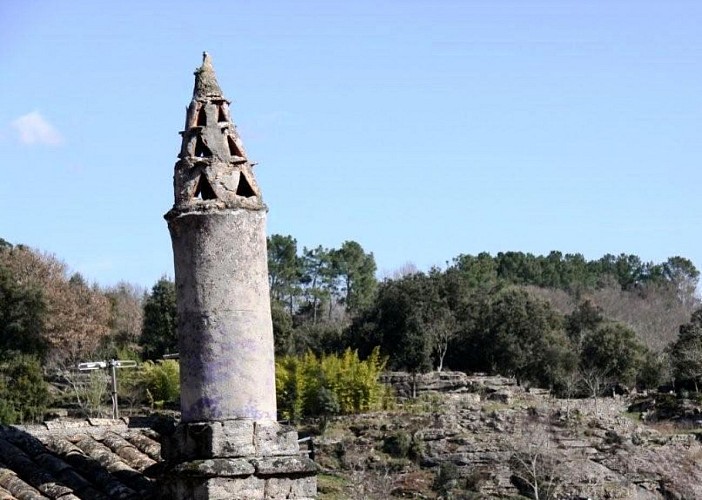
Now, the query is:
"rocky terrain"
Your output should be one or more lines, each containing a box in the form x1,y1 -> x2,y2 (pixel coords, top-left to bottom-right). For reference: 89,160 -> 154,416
311,372 -> 702,499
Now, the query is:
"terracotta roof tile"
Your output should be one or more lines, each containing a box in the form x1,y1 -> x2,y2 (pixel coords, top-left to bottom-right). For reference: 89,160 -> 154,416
0,418 -> 163,499
0,463 -> 48,499
0,485 -> 16,500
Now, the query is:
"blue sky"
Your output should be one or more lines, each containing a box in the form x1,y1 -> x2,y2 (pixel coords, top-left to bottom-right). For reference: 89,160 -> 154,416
1,1 -> 701,288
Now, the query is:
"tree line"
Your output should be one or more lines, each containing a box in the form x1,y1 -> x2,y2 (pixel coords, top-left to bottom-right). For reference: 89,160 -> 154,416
1,235 -> 702,422
0,238 -> 145,422
0,238 -> 143,366
262,239 -> 701,397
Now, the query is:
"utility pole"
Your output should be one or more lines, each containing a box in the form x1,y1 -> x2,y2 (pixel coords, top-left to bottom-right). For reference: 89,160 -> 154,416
78,359 -> 138,419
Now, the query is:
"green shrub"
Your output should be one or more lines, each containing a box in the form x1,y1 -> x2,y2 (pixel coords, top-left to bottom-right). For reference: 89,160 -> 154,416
140,359 -> 180,405
117,366 -> 146,410
0,398 -> 17,424
637,351 -> 665,390
408,435 -> 424,462
382,430 -> 411,458
0,354 -> 49,424
72,370 -> 109,418
276,347 -> 389,422
382,429 -> 423,462
316,386 -> 340,433
433,461 -> 461,496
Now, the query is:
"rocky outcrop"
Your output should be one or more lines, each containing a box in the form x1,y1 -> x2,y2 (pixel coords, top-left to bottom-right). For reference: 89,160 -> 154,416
315,373 -> 702,499
380,371 -> 516,399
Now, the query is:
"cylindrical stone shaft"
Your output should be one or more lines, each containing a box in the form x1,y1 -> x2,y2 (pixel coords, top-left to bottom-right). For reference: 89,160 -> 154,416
168,208 -> 276,422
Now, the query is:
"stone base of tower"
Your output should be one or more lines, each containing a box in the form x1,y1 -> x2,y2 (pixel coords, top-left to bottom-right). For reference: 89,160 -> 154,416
160,419 -> 317,499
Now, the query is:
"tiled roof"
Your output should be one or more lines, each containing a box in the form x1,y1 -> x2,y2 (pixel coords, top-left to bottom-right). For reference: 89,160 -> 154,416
0,418 -> 167,500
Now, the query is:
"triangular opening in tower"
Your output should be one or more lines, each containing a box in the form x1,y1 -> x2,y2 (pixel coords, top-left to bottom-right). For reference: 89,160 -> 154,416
227,136 -> 244,158
194,175 -> 217,200
197,106 -> 207,126
195,136 -> 212,158
217,104 -> 227,122
236,173 -> 256,198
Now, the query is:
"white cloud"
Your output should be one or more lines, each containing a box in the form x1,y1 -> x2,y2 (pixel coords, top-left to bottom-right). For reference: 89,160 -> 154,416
10,111 -> 64,146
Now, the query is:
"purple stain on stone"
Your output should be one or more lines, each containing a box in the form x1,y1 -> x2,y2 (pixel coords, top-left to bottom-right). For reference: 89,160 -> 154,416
184,395 -> 224,421
242,402 -> 271,420
233,337 -> 258,354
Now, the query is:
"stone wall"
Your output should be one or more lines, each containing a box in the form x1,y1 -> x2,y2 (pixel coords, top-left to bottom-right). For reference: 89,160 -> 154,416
161,419 -> 317,500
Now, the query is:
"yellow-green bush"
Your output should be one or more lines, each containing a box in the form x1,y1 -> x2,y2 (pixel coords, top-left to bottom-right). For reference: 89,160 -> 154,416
276,347 -> 389,422
140,359 -> 180,405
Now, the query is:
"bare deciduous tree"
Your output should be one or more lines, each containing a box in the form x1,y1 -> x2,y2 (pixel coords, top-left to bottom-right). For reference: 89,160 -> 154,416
105,281 -> 145,347
580,366 -> 610,415
593,283 -> 698,352
560,370 -> 582,418
427,308 -> 458,372
382,261 -> 420,281
63,368 -> 110,418
510,414 -> 562,500
348,464 -> 395,499
522,285 -> 576,316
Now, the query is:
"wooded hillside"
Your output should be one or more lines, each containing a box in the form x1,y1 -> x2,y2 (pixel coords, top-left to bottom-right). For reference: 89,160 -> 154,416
1,235 -> 701,422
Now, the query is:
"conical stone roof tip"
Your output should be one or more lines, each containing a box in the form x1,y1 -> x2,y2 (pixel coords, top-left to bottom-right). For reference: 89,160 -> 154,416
193,51 -> 223,99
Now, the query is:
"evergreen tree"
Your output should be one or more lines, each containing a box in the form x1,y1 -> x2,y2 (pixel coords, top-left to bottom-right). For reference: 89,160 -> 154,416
351,273 -> 434,373
474,287 -> 568,386
267,234 -> 302,317
0,244 -> 110,365
0,354 -> 49,424
299,245 -> 334,323
139,277 -> 177,360
565,299 -> 605,349
0,264 -> 47,360
670,309 -> 702,391
581,323 -> 645,387
333,241 -> 377,314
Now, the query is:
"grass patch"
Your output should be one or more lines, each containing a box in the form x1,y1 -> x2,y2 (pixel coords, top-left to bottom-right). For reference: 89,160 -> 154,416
317,473 -> 350,499
480,401 -> 510,414
316,420 -> 354,441
622,411 -> 642,424
398,392 -> 444,414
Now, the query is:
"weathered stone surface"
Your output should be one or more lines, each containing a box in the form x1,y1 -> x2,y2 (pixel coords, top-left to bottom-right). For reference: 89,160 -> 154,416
205,476 -> 266,500
170,53 -> 264,214
162,475 -> 266,500
220,419 -> 257,456
253,456 -> 318,476
486,390 -> 512,404
162,419 -> 316,498
164,419 -> 303,462
170,209 -> 276,422
254,420 -> 299,457
381,371 -> 517,399
265,475 -> 317,499
163,420 -> 255,461
172,458 -> 255,478
162,453 -> 318,499
44,420 -> 92,431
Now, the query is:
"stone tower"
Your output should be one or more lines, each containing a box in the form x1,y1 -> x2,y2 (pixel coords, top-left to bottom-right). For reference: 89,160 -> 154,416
161,53 -> 317,499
